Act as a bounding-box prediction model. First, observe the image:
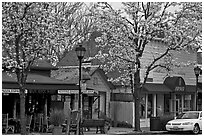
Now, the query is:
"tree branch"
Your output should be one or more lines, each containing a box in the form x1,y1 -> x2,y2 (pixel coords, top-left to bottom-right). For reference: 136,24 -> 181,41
115,54 -> 134,63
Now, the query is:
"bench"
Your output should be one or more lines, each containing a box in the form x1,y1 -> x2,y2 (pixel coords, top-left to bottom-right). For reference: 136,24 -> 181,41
81,119 -> 107,134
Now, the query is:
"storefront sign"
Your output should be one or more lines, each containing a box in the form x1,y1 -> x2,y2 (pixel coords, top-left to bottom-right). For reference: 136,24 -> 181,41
58,90 -> 78,94
82,62 -> 91,68
82,90 -> 95,94
2,89 -> 28,93
175,87 -> 185,92
58,89 -> 96,94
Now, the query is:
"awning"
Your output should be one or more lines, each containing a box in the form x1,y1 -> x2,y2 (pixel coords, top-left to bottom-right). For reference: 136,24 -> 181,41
164,76 -> 186,92
142,83 -> 172,93
186,85 -> 202,93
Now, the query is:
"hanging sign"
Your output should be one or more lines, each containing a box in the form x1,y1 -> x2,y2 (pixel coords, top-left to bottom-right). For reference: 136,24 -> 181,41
58,89 -> 96,94
58,90 -> 78,94
82,90 -> 95,94
2,89 -> 28,93
82,62 -> 91,68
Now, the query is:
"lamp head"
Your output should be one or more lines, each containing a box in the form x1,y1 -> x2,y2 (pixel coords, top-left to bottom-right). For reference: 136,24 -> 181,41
75,44 -> 86,60
194,66 -> 201,77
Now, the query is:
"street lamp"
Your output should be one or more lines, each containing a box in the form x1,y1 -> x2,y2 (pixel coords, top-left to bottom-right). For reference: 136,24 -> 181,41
75,44 -> 86,134
194,66 -> 201,111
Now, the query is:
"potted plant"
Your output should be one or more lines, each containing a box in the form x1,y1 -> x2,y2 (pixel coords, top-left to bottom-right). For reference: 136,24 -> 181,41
49,109 -> 65,135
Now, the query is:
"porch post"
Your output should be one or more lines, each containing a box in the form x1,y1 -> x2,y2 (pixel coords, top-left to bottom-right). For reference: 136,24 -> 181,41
145,94 -> 148,119
194,92 -> 197,110
98,95 -> 100,118
181,95 -> 184,112
153,94 -> 157,117
13,98 -> 17,119
44,95 -> 47,123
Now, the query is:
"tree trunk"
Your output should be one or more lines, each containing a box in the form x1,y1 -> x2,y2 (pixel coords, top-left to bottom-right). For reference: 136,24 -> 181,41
20,87 -> 27,134
133,68 -> 141,132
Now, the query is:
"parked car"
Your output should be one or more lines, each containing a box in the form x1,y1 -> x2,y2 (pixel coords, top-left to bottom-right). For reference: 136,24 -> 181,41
166,111 -> 202,134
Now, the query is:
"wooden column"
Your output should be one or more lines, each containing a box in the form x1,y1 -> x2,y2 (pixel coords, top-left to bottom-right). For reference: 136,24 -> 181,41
44,95 -> 47,123
13,98 -> 17,119
145,94 -> 148,119
153,94 -> 157,117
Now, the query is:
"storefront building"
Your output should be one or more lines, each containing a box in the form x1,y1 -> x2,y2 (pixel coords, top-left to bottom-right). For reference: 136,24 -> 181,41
109,41 -> 202,127
110,76 -> 198,127
51,65 -> 114,119
2,59 -> 79,119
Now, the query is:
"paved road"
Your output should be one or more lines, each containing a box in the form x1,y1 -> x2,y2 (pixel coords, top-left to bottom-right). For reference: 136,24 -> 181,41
4,127 -> 202,135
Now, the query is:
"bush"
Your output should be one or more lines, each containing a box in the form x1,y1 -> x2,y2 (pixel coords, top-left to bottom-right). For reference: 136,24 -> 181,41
160,114 -> 174,131
50,109 -> 65,126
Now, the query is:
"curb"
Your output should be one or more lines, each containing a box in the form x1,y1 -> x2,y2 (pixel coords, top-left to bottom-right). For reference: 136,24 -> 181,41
114,131 -> 168,135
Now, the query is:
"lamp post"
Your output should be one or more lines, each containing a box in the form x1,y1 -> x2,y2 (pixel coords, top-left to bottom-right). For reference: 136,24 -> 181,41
194,66 -> 201,111
75,44 -> 86,134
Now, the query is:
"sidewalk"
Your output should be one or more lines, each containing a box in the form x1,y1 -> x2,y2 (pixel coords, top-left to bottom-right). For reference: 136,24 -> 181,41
107,127 -> 167,135
5,126 -> 167,135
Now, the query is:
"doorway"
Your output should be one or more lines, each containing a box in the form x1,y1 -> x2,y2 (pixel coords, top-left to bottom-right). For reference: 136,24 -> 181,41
170,99 -> 180,116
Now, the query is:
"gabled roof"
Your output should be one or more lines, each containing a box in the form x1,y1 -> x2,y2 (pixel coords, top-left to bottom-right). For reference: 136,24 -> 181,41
2,71 -> 76,85
90,68 -> 115,90
57,31 -> 101,67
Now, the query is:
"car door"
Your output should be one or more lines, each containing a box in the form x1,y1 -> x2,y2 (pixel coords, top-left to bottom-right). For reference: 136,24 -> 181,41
199,112 -> 202,130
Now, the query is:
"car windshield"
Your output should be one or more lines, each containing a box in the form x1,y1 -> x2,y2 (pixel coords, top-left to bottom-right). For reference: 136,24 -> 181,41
177,112 -> 199,119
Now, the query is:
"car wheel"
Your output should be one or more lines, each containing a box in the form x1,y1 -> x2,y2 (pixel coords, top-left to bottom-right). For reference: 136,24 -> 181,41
192,124 -> 200,134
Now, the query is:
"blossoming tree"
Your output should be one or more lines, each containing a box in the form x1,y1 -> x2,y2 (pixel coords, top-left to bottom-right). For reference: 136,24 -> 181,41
90,2 -> 201,131
2,2 -> 94,134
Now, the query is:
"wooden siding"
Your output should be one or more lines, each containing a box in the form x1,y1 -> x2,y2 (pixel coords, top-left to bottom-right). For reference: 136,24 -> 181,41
86,71 -> 111,117
139,41 -> 197,85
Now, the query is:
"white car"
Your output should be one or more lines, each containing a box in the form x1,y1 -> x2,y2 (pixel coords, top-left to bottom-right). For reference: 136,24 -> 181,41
166,111 -> 202,134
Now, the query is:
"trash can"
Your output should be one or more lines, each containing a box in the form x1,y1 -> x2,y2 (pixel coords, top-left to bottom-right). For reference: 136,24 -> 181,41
150,117 -> 161,131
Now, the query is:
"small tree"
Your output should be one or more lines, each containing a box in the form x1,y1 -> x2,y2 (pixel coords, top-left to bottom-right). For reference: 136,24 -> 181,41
2,2 -> 53,134
90,2 -> 201,131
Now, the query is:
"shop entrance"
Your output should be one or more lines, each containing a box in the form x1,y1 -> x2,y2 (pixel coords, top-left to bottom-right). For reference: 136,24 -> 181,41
170,99 -> 180,116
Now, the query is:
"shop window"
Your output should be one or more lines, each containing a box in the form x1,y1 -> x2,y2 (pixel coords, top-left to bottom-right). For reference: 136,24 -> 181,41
93,77 -> 98,85
184,95 -> 191,111
147,94 -> 153,118
57,95 -> 62,101
65,96 -> 71,102
51,95 -> 64,102
51,95 -> 56,101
